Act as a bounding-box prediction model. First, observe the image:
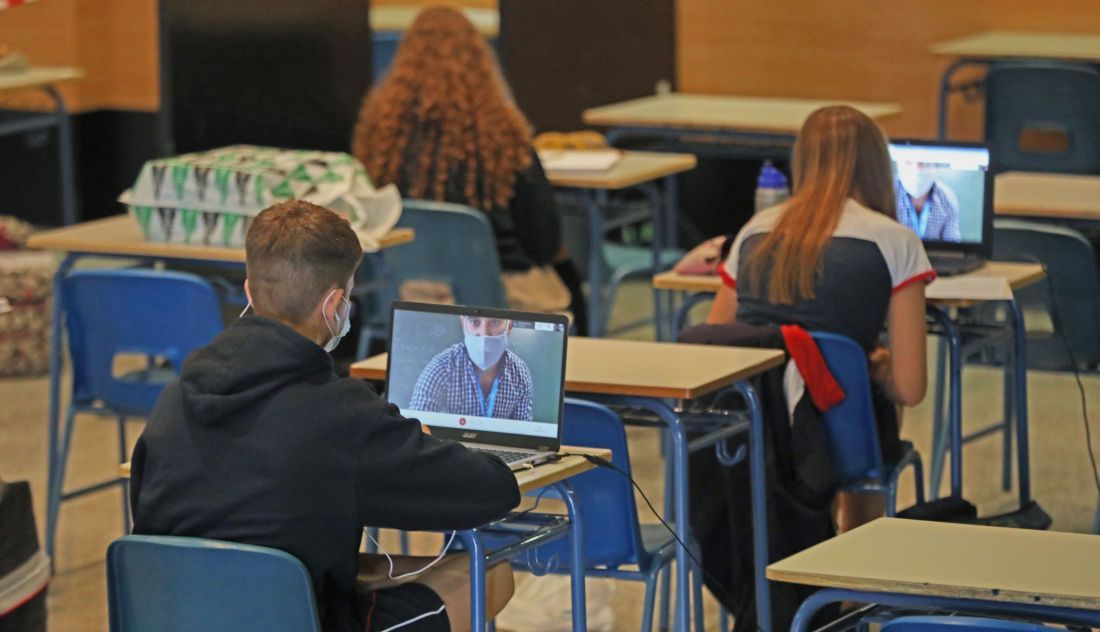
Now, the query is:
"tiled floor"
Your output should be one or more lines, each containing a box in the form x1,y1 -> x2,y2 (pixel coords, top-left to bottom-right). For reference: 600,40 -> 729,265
2,279 -> 1098,630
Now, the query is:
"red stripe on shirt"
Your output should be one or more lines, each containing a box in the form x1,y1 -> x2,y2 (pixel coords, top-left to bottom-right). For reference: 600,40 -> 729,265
717,265 -> 736,290
892,270 -> 937,294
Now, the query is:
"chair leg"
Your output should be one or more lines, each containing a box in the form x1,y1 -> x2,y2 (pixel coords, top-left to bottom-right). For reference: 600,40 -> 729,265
657,558 -> 671,631
930,336 -> 949,499
399,531 -> 410,555
641,568 -> 659,632
911,453 -> 926,506
47,405 -> 80,561
692,552 -> 705,632
117,416 -> 132,533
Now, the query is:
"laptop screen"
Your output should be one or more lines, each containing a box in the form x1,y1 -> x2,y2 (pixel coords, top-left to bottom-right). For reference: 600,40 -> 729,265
888,141 -> 993,256
385,302 -> 568,450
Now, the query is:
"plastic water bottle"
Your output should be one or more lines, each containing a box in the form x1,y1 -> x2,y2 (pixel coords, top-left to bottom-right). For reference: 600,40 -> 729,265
754,161 -> 789,213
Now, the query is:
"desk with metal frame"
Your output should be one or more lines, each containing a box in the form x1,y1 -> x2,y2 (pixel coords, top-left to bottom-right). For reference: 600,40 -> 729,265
583,93 -> 901,158
768,517 -> 1100,631
543,151 -> 697,338
353,337 -> 786,632
930,31 -> 1100,139
653,261 -> 1045,501
995,171 -> 1100,229
122,447 -> 605,632
0,66 -> 85,226
28,215 -> 414,563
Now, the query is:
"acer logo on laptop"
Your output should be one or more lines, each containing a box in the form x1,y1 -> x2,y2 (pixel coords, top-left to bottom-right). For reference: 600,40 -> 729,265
462,432 -> 477,440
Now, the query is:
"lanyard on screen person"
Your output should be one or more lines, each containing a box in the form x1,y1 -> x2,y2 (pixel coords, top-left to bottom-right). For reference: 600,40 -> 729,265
477,371 -> 501,417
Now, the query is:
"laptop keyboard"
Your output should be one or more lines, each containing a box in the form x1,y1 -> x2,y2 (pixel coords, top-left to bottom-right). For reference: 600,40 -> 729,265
472,448 -> 531,464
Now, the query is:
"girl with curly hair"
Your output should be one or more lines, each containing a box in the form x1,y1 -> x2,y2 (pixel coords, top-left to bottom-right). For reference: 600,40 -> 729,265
353,7 -> 587,333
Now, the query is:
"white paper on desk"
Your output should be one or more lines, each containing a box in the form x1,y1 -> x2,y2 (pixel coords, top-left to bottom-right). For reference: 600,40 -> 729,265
926,275 -> 1013,301
537,149 -> 621,172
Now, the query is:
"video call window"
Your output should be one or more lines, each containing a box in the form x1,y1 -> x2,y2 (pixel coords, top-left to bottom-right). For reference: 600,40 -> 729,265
889,144 -> 990,246
387,309 -> 566,439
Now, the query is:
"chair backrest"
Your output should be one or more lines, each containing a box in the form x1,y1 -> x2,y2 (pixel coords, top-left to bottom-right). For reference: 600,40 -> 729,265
532,399 -> 647,567
992,219 -> 1100,368
107,535 -> 320,632
809,332 -> 887,486
984,61 -> 1100,174
386,199 -> 508,307
882,615 -> 1049,632
64,269 -> 223,416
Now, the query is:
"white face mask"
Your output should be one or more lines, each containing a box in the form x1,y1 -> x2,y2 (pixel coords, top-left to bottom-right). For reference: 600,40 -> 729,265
322,289 -> 352,353
464,332 -> 508,370
898,166 -> 936,199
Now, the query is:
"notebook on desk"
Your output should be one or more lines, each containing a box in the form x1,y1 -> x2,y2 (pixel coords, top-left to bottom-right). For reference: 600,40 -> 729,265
385,301 -> 569,470
889,140 -> 994,276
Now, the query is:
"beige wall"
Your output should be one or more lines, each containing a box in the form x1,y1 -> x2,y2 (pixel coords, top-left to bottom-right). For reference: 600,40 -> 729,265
0,0 -> 159,111
677,0 -> 1100,140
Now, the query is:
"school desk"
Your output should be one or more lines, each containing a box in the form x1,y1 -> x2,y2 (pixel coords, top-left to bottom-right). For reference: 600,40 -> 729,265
0,66 -> 85,226
930,31 -> 1100,138
768,517 -> 1100,631
996,171 -> 1100,228
353,337 -> 786,631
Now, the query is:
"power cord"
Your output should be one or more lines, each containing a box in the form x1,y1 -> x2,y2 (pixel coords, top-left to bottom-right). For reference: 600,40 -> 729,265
1037,261 -> 1100,498
363,528 -> 457,581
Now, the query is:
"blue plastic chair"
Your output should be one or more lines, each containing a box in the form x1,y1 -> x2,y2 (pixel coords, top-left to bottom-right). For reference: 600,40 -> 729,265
355,199 -> 507,358
881,615 -> 1050,632
811,332 -> 925,514
481,399 -> 703,632
107,535 -> 320,632
984,61 -> 1100,175
46,269 -> 222,560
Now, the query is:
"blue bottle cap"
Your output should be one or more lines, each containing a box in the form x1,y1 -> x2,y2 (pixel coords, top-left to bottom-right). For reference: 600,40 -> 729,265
757,162 -> 788,188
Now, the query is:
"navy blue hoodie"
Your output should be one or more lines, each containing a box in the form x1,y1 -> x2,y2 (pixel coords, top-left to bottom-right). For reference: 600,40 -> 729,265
130,316 -> 521,631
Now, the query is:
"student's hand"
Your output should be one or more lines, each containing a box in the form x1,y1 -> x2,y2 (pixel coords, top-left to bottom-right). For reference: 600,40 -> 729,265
869,347 -> 892,386
420,423 -> 432,435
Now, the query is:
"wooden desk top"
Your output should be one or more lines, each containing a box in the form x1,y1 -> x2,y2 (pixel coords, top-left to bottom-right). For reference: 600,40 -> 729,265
371,6 -> 499,36
0,66 -> 85,93
768,518 -> 1100,610
543,151 -> 697,190
26,215 -> 415,262
351,336 -> 785,400
930,31 -> 1100,62
120,446 -> 610,496
582,93 -> 902,135
653,262 -> 1046,308
996,172 -> 1100,222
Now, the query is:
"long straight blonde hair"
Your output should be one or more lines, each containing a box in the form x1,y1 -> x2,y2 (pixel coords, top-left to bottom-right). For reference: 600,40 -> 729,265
745,106 -> 896,304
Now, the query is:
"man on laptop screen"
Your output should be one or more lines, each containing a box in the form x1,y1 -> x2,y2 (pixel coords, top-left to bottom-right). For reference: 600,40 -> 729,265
410,315 -> 534,421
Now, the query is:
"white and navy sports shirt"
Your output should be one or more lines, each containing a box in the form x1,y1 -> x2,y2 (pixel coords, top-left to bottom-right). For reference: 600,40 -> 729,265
720,199 -> 935,352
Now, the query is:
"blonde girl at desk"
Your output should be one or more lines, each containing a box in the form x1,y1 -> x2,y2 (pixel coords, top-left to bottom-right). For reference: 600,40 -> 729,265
707,105 -> 935,532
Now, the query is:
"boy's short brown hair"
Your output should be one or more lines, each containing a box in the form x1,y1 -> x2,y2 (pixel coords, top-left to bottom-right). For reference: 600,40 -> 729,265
245,200 -> 363,325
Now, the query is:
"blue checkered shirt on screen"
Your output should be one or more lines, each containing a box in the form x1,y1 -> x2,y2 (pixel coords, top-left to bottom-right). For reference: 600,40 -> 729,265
894,179 -> 962,242
408,343 -> 534,421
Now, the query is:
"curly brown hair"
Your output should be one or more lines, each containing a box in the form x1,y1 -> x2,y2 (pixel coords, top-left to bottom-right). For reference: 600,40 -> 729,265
352,7 -> 533,213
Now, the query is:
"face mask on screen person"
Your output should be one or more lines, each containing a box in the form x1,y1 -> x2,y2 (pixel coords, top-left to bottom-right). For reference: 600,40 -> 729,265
464,332 -> 508,370
898,165 -> 935,199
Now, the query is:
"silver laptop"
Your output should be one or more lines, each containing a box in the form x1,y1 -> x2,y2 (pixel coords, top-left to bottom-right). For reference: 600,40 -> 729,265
385,301 -> 569,470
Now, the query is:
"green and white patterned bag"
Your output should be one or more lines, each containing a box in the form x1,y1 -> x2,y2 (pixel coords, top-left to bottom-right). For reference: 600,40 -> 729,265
119,145 -> 401,251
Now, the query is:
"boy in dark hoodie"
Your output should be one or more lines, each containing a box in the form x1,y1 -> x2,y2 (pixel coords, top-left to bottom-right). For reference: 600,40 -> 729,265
129,200 -> 521,632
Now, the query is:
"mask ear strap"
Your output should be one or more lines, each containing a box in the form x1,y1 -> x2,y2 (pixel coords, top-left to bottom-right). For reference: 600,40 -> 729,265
321,289 -> 339,336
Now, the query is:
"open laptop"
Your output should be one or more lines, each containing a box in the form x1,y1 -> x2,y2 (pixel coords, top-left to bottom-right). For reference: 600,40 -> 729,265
888,140 -> 994,276
385,301 -> 569,470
